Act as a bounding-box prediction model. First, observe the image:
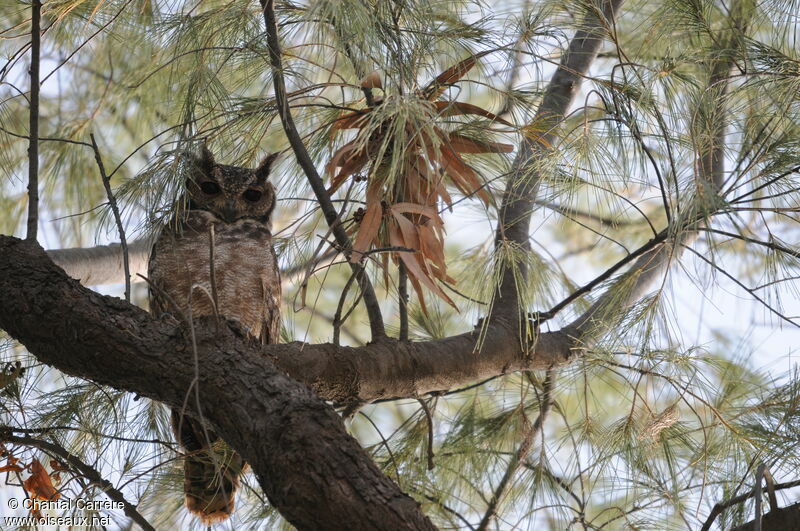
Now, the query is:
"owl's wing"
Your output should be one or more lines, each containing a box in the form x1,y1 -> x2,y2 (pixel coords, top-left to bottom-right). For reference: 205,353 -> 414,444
262,298 -> 281,346
147,230 -> 173,318
260,246 -> 282,346
147,236 -> 165,316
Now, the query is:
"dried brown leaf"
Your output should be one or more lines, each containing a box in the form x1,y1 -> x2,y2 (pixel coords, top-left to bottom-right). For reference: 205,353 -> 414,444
350,189 -> 383,263
390,202 -> 442,226
23,459 -> 59,502
389,223 -> 455,310
423,50 -> 492,101
434,101 -> 513,126
331,110 -> 371,131
417,222 -> 447,271
437,144 -> 490,204
360,70 -> 382,89
447,133 -> 513,154
326,142 -> 369,195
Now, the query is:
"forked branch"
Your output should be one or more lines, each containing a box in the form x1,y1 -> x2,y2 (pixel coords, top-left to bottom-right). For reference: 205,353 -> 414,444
492,0 -> 624,325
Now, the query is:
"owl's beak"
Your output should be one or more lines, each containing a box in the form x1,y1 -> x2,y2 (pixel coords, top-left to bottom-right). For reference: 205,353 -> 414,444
222,200 -> 238,223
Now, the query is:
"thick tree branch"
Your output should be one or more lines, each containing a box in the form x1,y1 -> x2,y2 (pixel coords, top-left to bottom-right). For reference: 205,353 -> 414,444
47,239 -> 151,287
730,503 -> 800,531
0,237 -> 434,531
8,235 -> 576,402
492,0 -> 624,325
277,323 -> 574,403
46,240 -> 339,287
702,479 -> 800,531
259,0 -> 386,340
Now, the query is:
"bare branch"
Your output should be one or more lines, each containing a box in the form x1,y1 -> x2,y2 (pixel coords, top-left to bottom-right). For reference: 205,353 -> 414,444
259,0 -> 386,340
90,134 -> 130,302
25,0 -> 41,242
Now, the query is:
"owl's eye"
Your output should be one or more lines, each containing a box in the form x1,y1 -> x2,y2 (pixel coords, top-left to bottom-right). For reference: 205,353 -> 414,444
243,189 -> 263,202
199,181 -> 221,195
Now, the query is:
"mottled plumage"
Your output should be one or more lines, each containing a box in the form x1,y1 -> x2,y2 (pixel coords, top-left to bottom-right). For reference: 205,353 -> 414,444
148,146 -> 281,524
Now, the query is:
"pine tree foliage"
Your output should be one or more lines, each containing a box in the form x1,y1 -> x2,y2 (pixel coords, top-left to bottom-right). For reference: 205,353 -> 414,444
1,0 -> 800,528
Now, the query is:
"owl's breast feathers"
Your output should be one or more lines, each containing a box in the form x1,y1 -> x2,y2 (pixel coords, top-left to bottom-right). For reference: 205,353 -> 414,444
148,211 -> 281,344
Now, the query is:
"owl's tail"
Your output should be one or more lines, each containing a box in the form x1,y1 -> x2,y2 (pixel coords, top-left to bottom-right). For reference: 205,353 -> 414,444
172,410 -> 245,525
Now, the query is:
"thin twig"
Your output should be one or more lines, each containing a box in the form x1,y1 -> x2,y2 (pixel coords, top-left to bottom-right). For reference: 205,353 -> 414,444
260,0 -> 386,340
0,429 -> 156,531
399,261 -> 409,341
536,200 -> 642,228
476,369 -> 556,531
357,412 -> 402,488
362,245 -> 417,257
416,398 -> 435,470
544,230 -> 667,320
421,494 -> 475,530
90,134 -> 130,301
333,271 -> 358,346
685,246 -> 799,329
4,425 -> 174,450
0,125 -> 93,147
701,228 -> 800,259
25,0 -> 41,242
292,182 -> 355,314
282,247 -> 339,279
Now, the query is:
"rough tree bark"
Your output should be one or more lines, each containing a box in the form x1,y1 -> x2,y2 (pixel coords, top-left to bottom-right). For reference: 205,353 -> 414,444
731,503 -> 800,531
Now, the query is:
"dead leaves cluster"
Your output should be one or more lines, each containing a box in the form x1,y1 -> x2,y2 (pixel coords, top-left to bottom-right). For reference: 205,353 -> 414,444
327,52 -> 513,311
0,450 -> 67,515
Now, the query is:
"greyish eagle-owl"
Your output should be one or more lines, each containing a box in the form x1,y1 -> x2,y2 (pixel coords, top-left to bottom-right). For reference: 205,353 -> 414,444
148,145 -> 281,524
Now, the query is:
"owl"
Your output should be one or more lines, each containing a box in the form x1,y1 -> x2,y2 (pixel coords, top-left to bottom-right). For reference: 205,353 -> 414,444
147,145 -> 281,524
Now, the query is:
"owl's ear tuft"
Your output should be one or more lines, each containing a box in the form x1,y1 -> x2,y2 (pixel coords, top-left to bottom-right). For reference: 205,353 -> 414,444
255,152 -> 280,182
191,144 -> 216,178
200,144 -> 215,166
